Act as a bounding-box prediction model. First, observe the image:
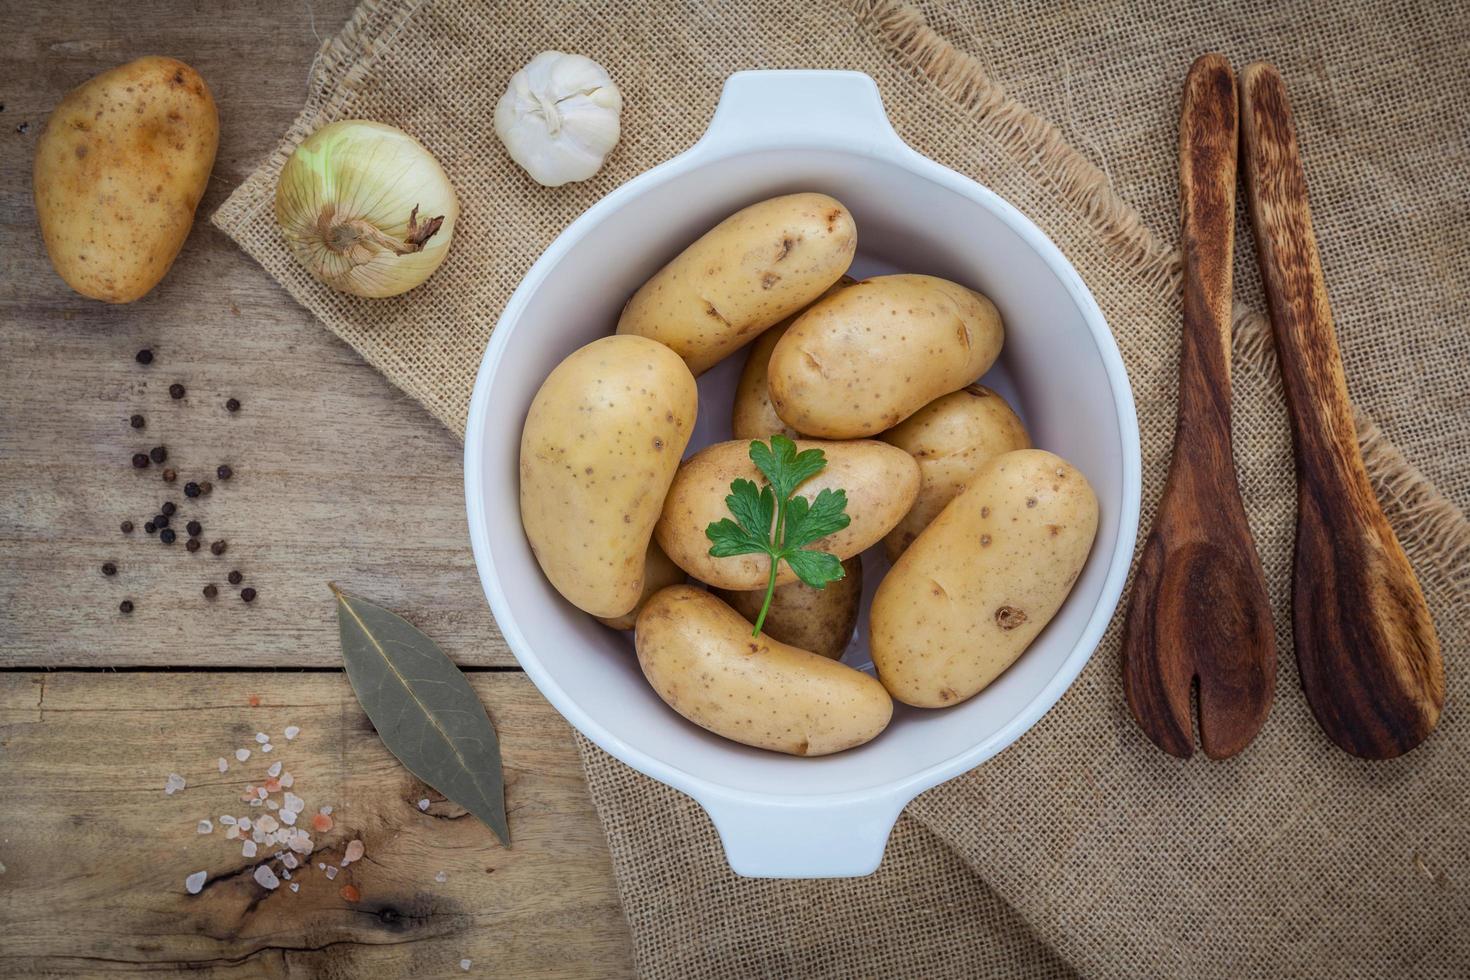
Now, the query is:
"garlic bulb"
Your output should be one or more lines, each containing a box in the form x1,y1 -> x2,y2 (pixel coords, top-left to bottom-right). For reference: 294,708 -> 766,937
495,51 -> 622,187
275,120 -> 458,298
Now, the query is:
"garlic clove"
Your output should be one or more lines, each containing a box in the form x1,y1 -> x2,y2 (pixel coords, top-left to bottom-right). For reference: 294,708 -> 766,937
495,51 -> 622,187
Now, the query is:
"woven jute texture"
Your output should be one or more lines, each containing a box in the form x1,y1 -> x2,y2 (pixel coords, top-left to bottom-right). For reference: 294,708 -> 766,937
214,1 -> 1470,977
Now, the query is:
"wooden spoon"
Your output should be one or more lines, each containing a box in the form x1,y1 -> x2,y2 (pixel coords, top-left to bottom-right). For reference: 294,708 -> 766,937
1122,54 -> 1277,759
1239,63 -> 1444,759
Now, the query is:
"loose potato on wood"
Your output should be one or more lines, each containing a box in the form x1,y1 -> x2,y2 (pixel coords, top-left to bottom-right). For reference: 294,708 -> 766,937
714,555 -> 862,659
33,56 -> 219,303
520,336 -> 698,618
870,449 -> 1098,708
768,274 -> 1004,438
616,193 -> 857,375
730,276 -> 854,440
654,438 -> 917,591
635,586 -> 891,755
880,384 -> 1031,561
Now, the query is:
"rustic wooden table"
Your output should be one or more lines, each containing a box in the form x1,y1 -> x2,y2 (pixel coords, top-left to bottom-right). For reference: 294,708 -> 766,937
0,2 -> 634,975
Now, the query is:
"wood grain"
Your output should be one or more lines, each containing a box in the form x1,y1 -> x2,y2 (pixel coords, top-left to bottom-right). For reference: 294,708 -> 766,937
0,671 -> 634,978
1239,62 -> 1444,759
0,0 -> 514,668
1122,54 -> 1276,759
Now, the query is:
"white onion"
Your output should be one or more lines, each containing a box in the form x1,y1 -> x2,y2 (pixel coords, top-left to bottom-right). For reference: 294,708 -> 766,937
275,120 -> 458,298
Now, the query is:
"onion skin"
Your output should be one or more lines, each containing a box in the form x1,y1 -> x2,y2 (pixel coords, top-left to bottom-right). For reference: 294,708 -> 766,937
275,120 -> 458,298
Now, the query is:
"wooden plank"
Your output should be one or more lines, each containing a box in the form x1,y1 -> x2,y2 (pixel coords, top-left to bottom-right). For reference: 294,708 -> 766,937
0,671 -> 634,978
0,0 -> 517,667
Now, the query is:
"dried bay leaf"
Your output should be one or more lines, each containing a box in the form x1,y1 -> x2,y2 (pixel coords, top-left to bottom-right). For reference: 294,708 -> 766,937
330,584 -> 509,845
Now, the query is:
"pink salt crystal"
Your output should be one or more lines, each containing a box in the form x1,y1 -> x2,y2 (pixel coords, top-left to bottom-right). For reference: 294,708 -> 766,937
284,725 -> 301,741
267,761 -> 282,778
185,871 -> 207,895
242,840 -> 257,858
324,865 -> 338,881
253,865 -> 280,890
197,820 -> 213,834
342,839 -> 365,865
235,748 -> 251,762
218,758 -> 229,773
257,815 -> 279,833
311,812 -> 333,832
255,732 -> 270,744
417,799 -> 430,811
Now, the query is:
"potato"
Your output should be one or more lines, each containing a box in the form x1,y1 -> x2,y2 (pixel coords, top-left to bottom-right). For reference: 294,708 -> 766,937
880,384 -> 1031,561
33,57 -> 219,303
714,555 -> 862,659
635,586 -> 891,755
520,336 -> 697,618
596,540 -> 686,631
870,449 -> 1098,708
616,193 -> 856,375
730,276 -> 854,440
768,274 -> 1004,438
655,439 -> 918,590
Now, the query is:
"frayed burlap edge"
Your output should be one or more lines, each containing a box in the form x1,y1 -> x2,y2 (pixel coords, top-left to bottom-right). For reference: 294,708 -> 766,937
850,0 -> 1470,596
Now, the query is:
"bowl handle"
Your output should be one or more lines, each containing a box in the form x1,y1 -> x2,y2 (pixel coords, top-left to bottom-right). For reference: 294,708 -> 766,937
697,789 -> 910,878
697,70 -> 907,155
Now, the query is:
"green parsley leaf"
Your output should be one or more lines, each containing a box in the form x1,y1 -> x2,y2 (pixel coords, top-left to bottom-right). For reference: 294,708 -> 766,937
704,436 -> 852,637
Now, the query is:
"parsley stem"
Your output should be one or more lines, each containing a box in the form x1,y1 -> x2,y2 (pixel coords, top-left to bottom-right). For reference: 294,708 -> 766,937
752,498 -> 788,637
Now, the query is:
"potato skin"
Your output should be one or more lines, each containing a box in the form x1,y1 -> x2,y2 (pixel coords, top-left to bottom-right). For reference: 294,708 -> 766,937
520,336 -> 697,618
34,57 -> 219,303
730,276 -> 853,440
880,384 -> 1031,561
596,540 -> 686,631
870,449 -> 1098,708
616,193 -> 857,375
768,274 -> 1004,438
635,586 -> 891,755
655,439 -> 918,590
714,556 -> 862,660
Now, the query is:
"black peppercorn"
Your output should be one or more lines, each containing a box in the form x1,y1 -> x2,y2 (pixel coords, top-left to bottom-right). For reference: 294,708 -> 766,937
102,562 -> 116,576
120,599 -> 135,613
185,538 -> 201,553
132,453 -> 150,469
199,481 -> 213,495
135,349 -> 153,365
227,570 -> 243,585
154,514 -> 170,529
144,521 -> 157,534
225,398 -> 240,412
184,482 -> 200,498
240,587 -> 257,603
160,528 -> 177,544
203,583 -> 218,599
216,464 -> 233,480
169,383 -> 186,399
211,540 -> 227,556
130,414 -> 145,429
162,468 -> 177,483
120,520 -> 134,534
161,501 -> 177,517
149,446 -> 167,464
186,520 -> 202,536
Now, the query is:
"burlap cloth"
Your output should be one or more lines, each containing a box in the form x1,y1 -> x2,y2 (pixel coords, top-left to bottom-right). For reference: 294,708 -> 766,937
214,1 -> 1470,976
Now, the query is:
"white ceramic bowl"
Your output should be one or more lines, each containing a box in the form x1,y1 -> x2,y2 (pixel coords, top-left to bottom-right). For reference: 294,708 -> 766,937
465,70 -> 1140,878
